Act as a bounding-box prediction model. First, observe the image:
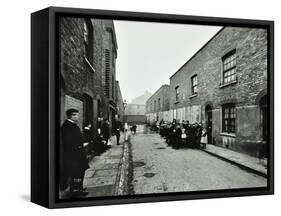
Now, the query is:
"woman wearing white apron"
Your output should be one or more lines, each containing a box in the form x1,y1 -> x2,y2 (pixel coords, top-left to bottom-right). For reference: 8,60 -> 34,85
200,128 -> 208,149
124,122 -> 129,141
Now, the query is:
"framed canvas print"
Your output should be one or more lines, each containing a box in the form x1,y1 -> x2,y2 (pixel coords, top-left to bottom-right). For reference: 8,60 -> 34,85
31,7 -> 274,208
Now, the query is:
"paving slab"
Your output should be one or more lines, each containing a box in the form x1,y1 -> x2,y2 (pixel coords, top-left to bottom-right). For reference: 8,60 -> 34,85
86,185 -> 115,197
203,144 -> 267,176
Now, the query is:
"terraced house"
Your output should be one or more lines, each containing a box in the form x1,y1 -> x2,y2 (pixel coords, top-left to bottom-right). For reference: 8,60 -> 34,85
146,27 -> 268,157
59,17 -> 122,133
146,84 -> 170,123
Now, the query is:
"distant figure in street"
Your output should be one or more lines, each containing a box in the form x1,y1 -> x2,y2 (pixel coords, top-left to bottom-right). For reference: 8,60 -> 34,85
61,108 -> 89,196
168,119 -> 177,147
114,116 -> 123,145
189,123 -> 197,148
94,117 -> 105,154
132,124 -> 137,134
173,124 -> 182,149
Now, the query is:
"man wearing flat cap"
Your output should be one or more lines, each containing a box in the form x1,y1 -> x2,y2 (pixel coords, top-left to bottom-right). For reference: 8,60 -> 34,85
61,108 -> 89,197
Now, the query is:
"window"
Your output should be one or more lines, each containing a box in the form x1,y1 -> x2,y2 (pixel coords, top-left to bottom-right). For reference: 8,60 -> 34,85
222,104 -> 236,133
158,98 -> 161,111
83,20 -> 94,65
175,86 -> 179,102
150,103 -> 152,112
222,50 -> 236,84
154,100 -> 156,111
191,75 -> 198,95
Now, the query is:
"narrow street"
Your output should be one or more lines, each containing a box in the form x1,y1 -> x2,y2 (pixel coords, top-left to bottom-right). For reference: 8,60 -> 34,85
130,126 -> 267,195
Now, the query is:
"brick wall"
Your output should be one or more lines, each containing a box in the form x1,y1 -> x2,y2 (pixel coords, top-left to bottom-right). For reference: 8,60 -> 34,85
168,27 -> 267,156
146,85 -> 170,114
64,95 -> 84,130
60,17 -> 119,134
148,27 -> 267,156
169,27 -> 267,110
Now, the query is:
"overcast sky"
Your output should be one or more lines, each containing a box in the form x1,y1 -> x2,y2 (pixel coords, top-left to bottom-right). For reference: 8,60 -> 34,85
114,20 -> 222,103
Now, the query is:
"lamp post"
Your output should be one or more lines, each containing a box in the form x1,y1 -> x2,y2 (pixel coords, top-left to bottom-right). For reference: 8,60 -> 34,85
123,99 -> 127,122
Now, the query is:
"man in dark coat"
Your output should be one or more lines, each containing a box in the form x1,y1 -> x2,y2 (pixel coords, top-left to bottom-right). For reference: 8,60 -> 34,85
101,119 -> 111,149
61,108 -> 89,196
113,116 -> 123,145
173,124 -> 182,149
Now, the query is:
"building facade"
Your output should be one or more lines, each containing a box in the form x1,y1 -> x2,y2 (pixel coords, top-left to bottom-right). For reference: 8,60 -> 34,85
59,17 -> 122,134
125,104 -> 146,116
147,27 -> 267,157
145,84 -> 170,123
115,80 -> 124,120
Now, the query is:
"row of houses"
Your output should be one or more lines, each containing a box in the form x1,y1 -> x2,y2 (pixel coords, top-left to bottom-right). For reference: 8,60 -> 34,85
59,17 -> 124,133
146,27 -> 268,157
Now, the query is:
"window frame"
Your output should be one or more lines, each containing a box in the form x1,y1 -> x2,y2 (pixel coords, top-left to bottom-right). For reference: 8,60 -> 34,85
222,103 -> 236,133
83,19 -> 94,66
191,74 -> 198,95
175,86 -> 179,102
222,50 -> 237,85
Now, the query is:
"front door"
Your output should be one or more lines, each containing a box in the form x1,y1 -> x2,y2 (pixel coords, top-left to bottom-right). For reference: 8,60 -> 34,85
205,105 -> 212,144
260,95 -> 268,142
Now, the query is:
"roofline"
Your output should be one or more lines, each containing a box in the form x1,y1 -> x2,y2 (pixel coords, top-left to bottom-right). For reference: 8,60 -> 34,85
169,26 -> 225,80
146,84 -> 170,103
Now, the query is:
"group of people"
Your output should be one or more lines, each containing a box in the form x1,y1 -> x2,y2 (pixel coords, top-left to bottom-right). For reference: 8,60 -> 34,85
152,119 -> 207,149
60,108 -> 125,197
130,124 -> 137,134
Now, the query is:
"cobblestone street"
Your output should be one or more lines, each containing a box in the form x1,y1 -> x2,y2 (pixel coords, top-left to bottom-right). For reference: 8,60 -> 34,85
131,126 -> 267,195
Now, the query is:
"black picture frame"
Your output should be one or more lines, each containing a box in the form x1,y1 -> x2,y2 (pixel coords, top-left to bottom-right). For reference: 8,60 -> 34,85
31,6 -> 274,209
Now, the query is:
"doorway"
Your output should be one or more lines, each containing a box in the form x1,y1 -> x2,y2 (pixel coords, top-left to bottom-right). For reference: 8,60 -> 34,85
259,95 -> 268,142
205,105 -> 212,144
83,94 -> 94,127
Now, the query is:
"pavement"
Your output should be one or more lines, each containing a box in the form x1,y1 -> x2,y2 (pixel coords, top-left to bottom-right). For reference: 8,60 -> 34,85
60,132 -> 130,199
83,133 -> 129,197
202,144 -> 267,177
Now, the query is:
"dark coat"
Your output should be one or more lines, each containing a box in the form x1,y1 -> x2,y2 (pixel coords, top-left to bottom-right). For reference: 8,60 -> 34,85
101,122 -> 110,140
61,120 -> 89,179
83,127 -> 93,143
114,120 -> 122,135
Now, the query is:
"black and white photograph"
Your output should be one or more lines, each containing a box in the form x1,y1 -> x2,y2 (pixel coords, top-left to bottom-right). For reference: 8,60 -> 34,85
58,15 -> 270,200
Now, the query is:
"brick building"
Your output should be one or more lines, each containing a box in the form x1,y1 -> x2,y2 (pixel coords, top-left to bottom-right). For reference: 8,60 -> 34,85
146,27 -> 268,157
145,84 -> 170,123
59,17 -> 122,133
115,80 -> 124,120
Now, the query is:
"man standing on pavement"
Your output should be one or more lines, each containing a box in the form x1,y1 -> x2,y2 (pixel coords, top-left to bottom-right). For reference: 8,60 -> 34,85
61,108 -> 89,197
101,118 -> 111,149
114,115 -> 123,145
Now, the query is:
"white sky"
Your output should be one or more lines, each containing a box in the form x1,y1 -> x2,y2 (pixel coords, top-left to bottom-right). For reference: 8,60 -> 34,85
114,20 -> 222,103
